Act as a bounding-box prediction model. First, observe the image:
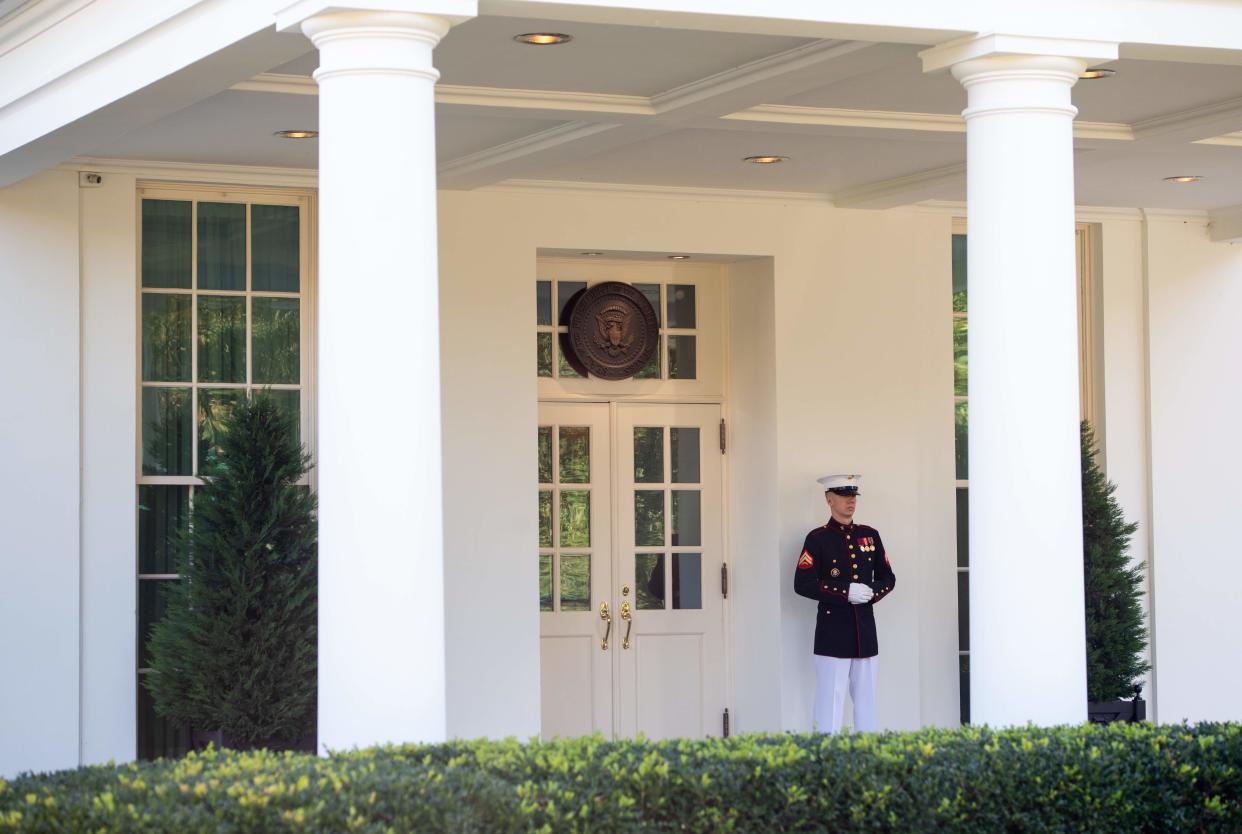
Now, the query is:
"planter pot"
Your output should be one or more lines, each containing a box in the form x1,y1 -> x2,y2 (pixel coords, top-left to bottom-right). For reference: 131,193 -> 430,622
1088,684 -> 1146,724
190,726 -> 317,753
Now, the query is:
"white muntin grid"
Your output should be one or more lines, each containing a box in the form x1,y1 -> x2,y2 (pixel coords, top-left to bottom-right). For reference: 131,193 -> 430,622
539,423 -> 596,614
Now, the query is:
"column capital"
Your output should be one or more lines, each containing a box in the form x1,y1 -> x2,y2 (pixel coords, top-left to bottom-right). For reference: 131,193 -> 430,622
920,33 -> 1118,74
276,0 -> 476,33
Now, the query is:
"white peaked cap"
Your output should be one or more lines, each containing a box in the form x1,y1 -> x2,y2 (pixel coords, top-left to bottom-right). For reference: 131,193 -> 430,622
817,473 -> 862,492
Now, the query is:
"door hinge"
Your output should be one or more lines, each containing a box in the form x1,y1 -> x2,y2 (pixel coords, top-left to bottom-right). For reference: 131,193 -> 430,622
723,708 -> 730,738
719,418 -> 726,454
721,563 -> 729,599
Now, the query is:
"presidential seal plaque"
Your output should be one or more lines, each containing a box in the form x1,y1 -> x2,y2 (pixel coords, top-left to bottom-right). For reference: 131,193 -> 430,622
564,282 -> 659,380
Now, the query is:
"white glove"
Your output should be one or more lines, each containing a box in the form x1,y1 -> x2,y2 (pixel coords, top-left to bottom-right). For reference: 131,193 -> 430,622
847,583 -> 874,605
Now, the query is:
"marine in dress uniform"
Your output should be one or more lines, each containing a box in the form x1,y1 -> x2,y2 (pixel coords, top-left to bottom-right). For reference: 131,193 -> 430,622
793,474 -> 896,733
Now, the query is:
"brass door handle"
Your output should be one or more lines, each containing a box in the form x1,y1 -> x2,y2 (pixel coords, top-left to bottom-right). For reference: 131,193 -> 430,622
621,600 -> 633,650
599,601 -> 612,650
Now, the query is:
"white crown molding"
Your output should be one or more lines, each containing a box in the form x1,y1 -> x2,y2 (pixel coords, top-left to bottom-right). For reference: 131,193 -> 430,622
918,200 -> 1160,222
724,104 -> 965,133
1193,131 -> 1242,147
1132,93 -> 1242,142
0,0 -> 93,60
231,72 -> 317,96
232,73 -> 656,115
483,178 -> 833,207
649,38 -> 867,115
906,200 -> 966,216
436,84 -> 651,115
1141,207 -> 1209,222
59,156 -> 318,188
725,103 -> 1131,140
438,121 -> 618,179
1074,206 -> 1144,222
833,162 -> 966,209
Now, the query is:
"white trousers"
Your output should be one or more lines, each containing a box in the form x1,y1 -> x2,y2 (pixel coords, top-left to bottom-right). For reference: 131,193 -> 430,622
814,655 -> 877,734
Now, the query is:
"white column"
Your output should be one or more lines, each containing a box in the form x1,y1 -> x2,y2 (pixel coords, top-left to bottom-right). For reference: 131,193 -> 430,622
278,0 -> 473,751
923,36 -> 1117,726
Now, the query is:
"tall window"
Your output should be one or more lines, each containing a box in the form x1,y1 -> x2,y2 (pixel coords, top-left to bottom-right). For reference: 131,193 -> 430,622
136,187 -> 310,758
951,231 -> 970,725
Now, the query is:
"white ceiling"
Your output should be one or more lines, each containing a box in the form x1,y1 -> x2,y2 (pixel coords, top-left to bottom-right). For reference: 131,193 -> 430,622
81,14 -> 1242,211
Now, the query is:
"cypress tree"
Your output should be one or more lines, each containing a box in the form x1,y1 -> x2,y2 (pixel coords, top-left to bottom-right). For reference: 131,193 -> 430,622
145,393 -> 317,748
1081,421 -> 1149,703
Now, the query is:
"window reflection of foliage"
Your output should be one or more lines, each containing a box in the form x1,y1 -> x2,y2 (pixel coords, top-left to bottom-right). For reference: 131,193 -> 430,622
538,427 -> 553,483
953,318 -> 968,397
538,555 -> 553,611
558,427 -> 590,483
199,390 -> 240,471
952,234 -> 968,314
198,297 -> 245,383
559,554 -> 590,611
537,333 -> 552,377
955,401 -> 969,481
558,348 -> 583,378
142,295 -> 191,381
634,490 -> 664,548
538,491 -> 552,548
142,388 -> 190,475
559,490 -> 590,548
633,428 -> 663,483
253,298 -> 300,384
636,553 -> 664,610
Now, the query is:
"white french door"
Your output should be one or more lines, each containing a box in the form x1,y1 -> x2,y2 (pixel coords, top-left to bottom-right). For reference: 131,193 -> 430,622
538,403 -> 613,738
538,401 -> 726,740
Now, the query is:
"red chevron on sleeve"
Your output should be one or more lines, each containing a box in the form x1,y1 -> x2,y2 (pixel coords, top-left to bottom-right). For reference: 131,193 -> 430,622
797,550 -> 815,570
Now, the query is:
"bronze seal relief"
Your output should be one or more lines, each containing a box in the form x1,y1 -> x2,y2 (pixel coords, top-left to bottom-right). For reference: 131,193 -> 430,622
562,282 -> 658,380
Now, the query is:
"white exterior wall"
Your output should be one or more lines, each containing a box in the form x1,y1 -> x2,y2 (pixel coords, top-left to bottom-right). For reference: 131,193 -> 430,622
1144,215 -> 1242,722
771,207 -> 957,731
725,257 -> 782,732
79,174 -> 138,764
0,170 -> 81,777
438,190 -> 961,735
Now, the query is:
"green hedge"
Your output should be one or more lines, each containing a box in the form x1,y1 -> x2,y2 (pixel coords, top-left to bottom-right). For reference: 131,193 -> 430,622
2,723 -> 1239,833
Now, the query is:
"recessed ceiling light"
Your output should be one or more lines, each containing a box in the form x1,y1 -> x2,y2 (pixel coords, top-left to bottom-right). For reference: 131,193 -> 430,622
744,155 -> 788,164
1080,68 -> 1117,80
1164,175 -> 1204,183
514,32 -> 572,45
274,130 -> 318,139
580,251 -> 603,257
668,255 -> 691,260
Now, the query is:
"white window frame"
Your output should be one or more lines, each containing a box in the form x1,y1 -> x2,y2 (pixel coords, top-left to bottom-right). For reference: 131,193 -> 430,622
133,183 -> 317,751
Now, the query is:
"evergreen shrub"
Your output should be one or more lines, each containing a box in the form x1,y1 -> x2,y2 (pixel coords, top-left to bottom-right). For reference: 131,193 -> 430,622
1081,422 -> 1149,703
144,393 -> 317,749
2,723 -> 1240,833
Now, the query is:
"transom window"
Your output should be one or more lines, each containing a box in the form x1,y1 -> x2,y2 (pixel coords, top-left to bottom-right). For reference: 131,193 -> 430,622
136,187 -> 311,759
536,279 -> 699,380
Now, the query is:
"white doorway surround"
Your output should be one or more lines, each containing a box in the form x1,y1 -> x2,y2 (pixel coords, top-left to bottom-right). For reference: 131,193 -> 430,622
539,402 -> 727,740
